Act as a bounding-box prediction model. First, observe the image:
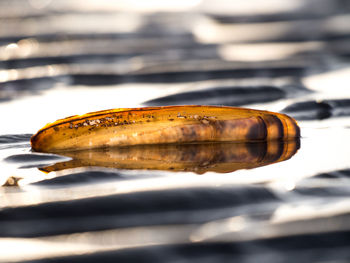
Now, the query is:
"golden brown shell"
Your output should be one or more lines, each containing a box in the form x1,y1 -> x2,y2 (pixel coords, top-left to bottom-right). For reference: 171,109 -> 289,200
31,105 -> 300,152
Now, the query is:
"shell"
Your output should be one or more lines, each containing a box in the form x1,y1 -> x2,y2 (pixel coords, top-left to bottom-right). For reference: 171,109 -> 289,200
31,105 -> 300,152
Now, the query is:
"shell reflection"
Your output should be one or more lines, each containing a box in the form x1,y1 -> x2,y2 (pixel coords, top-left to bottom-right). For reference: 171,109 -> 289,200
40,140 -> 300,174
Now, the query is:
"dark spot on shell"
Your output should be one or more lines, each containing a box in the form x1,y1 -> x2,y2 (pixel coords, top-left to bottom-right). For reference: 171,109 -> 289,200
211,120 -> 226,135
179,126 -> 198,141
247,117 -> 267,140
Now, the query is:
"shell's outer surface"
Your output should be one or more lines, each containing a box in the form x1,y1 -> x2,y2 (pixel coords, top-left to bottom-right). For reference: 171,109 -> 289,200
31,105 -> 300,152
40,140 -> 300,174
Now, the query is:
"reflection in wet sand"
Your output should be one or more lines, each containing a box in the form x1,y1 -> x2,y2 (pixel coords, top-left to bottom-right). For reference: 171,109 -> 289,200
41,140 -> 300,174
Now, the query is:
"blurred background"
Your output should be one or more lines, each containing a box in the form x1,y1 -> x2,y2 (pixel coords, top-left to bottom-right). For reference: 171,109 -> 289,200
1,0 -> 350,262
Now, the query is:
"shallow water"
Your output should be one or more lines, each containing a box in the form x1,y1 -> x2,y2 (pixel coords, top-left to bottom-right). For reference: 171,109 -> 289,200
1,1 -> 350,262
